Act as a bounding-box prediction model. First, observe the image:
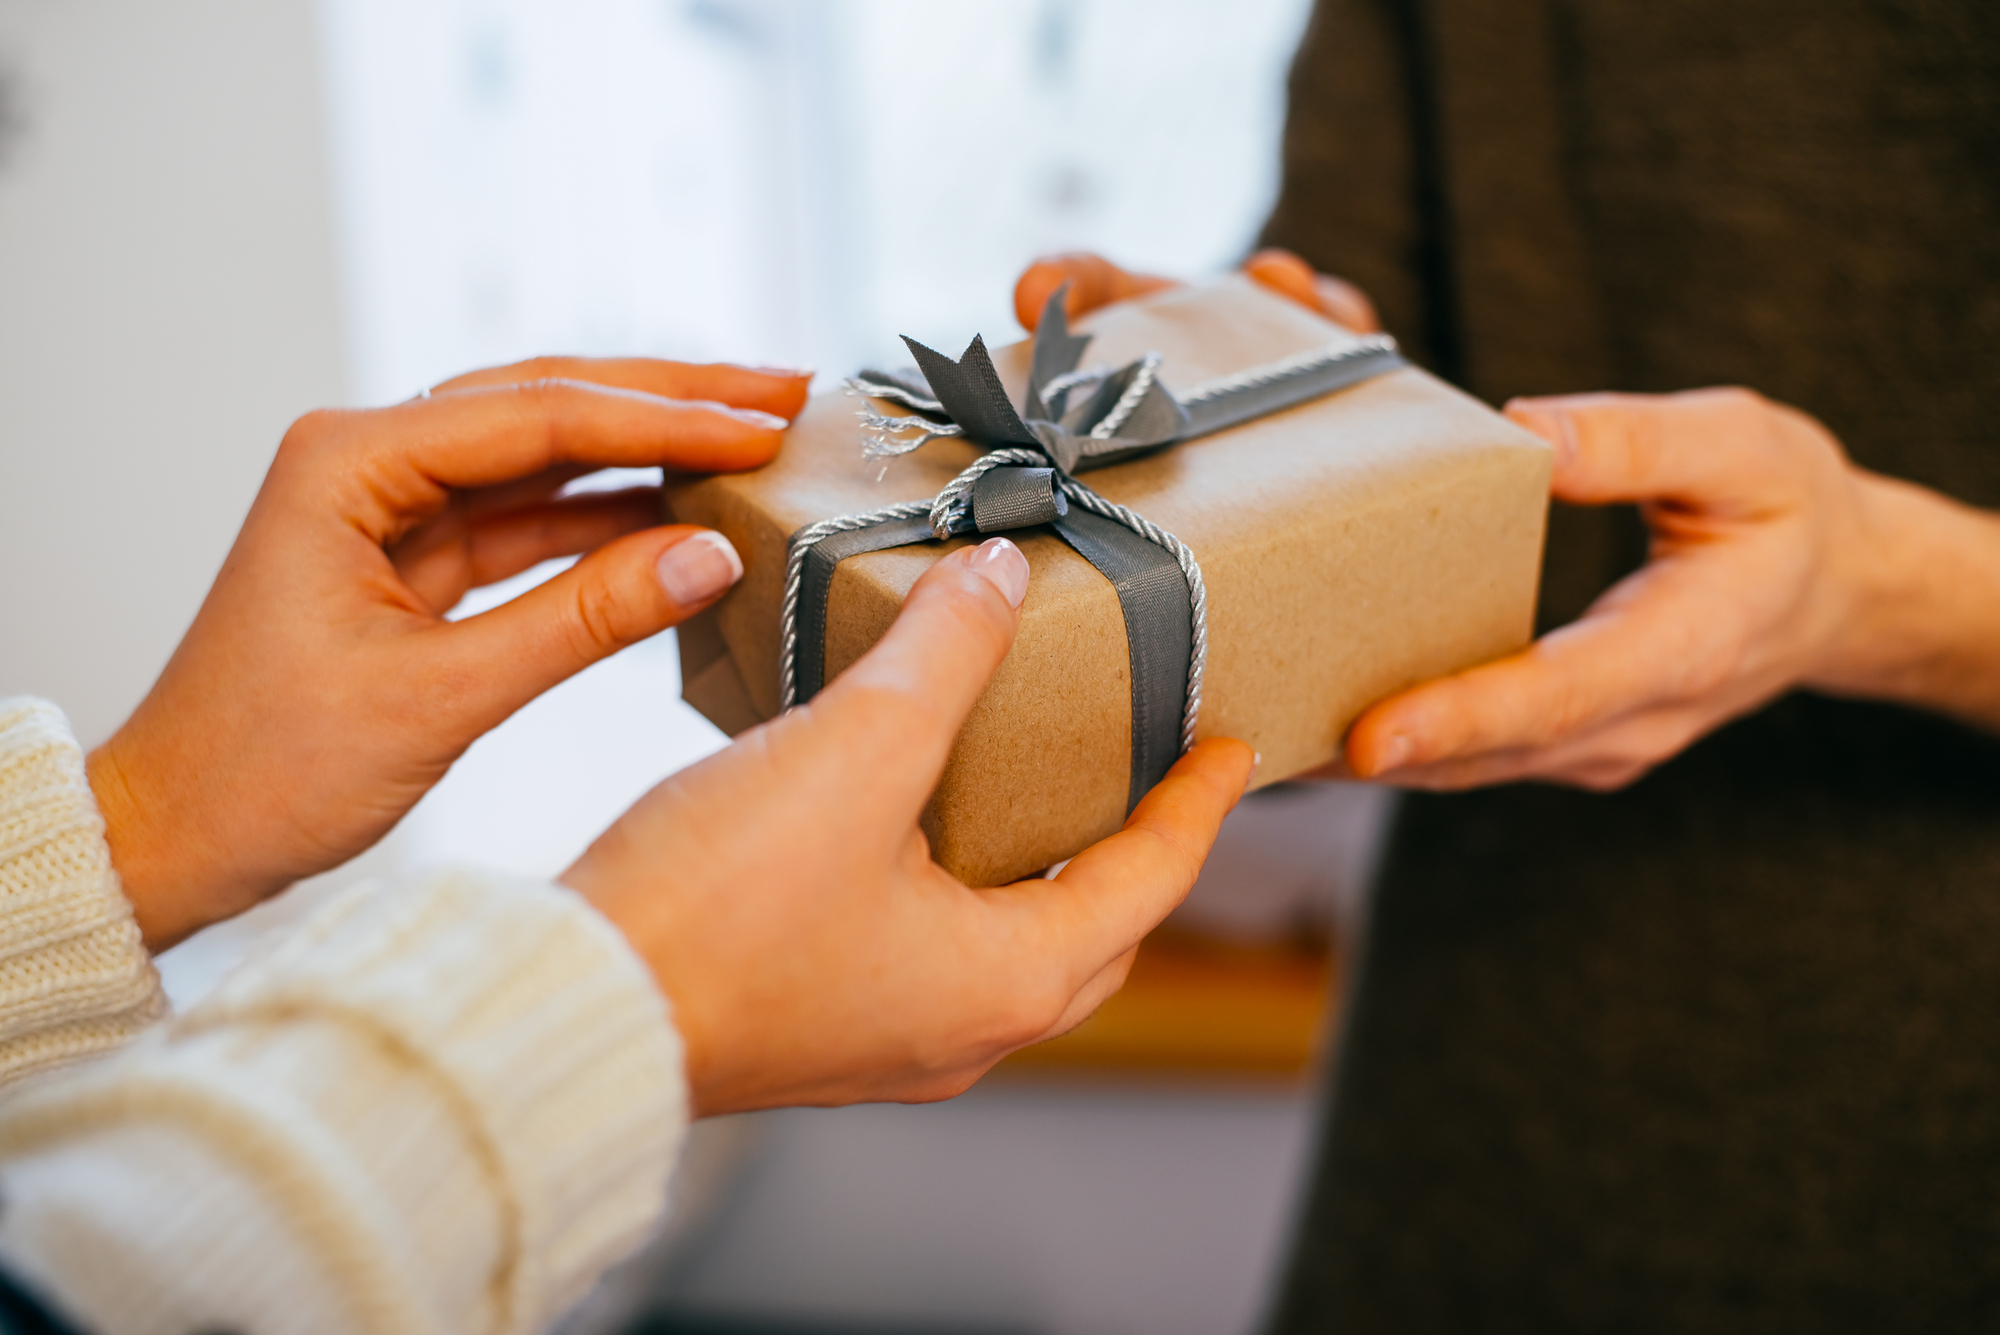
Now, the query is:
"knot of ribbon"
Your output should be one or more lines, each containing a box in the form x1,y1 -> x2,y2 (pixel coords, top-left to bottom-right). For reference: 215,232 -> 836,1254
779,285 -> 1405,814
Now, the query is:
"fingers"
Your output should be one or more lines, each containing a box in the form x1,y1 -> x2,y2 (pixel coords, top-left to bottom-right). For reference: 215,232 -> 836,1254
1504,387 -> 1808,509
430,356 -> 812,421
1344,627 -> 1637,782
392,487 -> 667,612
1352,388 -> 1855,790
1005,738 -> 1255,975
465,487 -> 666,585
435,525 -> 743,734
401,381 -> 786,480
449,464 -> 597,521
1312,274 -> 1383,334
293,381 -> 786,542
1347,703 -> 1706,792
1012,249 -> 1384,338
1013,253 -> 1177,331
1242,248 -> 1383,333
808,538 -> 1030,805
1343,556 -> 1747,783
1242,249 -> 1320,309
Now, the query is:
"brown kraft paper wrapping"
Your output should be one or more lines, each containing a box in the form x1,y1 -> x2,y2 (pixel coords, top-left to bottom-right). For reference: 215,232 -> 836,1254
666,277 -> 1552,887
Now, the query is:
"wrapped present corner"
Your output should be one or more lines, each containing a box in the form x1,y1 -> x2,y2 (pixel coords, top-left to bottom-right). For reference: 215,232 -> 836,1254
666,277 -> 1552,886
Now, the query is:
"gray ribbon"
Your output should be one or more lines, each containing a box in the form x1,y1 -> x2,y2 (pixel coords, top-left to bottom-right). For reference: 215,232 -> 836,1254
1048,507 -> 1191,808
893,295 -> 1191,475
782,285 -> 1405,815
973,465 -> 1067,532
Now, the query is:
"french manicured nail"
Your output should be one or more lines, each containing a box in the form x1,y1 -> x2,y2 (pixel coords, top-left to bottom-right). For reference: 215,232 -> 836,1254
656,531 -> 743,607
966,537 -> 1029,609
1375,733 -> 1414,772
721,406 -> 791,430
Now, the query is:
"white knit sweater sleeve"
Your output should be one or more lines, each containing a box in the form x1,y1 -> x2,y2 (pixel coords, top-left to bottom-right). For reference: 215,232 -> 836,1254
0,701 -> 691,1335
0,697 -> 167,1081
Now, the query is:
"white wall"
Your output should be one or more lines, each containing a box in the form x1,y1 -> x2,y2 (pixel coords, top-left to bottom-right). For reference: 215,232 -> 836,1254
0,0 -> 348,748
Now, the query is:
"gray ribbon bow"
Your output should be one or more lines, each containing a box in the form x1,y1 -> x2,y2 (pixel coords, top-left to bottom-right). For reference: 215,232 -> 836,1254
859,291 -> 1189,478
780,286 -> 1405,814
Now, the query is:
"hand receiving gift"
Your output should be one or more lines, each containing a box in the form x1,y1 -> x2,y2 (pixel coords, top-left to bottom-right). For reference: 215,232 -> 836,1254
0,355 -> 1254,1335
563,537 -> 1255,1115
89,356 -> 810,949
81,343 -> 1257,1111
1018,251 -> 2000,790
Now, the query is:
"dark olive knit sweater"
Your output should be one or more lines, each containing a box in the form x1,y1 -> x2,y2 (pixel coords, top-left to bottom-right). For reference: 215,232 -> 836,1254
1259,3 -> 2000,1331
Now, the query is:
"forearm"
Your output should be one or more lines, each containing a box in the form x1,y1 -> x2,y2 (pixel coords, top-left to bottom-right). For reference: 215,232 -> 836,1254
0,869 -> 688,1335
1814,472 -> 2000,731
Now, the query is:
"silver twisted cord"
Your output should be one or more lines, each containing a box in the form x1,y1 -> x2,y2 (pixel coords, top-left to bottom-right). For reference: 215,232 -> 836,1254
777,457 -> 1208,758
1057,476 -> 1207,755
844,375 -> 944,415
1176,334 -> 1399,406
779,498 -> 934,710
856,410 -> 963,462
926,447 -> 1046,540
790,336 -> 1389,746
1038,363 -> 1113,407
846,377 -> 963,463
1089,352 -> 1163,440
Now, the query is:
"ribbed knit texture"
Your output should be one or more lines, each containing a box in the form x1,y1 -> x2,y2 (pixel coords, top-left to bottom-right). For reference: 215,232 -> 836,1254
0,867 -> 689,1335
0,698 -> 165,1083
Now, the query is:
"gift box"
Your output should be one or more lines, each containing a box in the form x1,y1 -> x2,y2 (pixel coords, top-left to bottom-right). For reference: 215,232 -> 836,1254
667,277 -> 1551,886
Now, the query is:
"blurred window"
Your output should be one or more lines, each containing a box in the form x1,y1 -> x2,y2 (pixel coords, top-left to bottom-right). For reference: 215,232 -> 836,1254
321,0 -> 1313,398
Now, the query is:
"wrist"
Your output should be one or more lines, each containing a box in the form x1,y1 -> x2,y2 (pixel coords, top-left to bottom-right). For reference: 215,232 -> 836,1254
86,731 -> 221,951
560,858 -> 725,1115
1809,471 -> 2000,728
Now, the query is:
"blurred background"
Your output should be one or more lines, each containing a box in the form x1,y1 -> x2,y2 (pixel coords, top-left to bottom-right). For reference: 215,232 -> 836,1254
0,3 -> 1395,1332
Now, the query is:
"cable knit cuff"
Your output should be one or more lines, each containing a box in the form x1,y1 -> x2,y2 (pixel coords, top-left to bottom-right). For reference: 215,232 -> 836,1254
0,868 -> 688,1335
0,698 -> 165,1083
185,868 -> 689,1329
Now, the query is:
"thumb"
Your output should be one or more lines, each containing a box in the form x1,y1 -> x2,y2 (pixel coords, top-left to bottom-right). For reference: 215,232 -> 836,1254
1242,249 -> 1383,333
809,537 -> 1030,810
990,738 -> 1257,997
1505,388 -> 1778,507
436,525 -> 742,735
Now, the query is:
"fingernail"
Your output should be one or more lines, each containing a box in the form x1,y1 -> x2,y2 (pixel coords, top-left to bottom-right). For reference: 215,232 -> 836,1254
1375,733 -> 1414,773
722,406 -> 791,430
1507,400 -> 1574,471
1246,751 -> 1262,792
656,530 -> 743,607
965,537 -> 1029,609
745,363 -> 816,379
